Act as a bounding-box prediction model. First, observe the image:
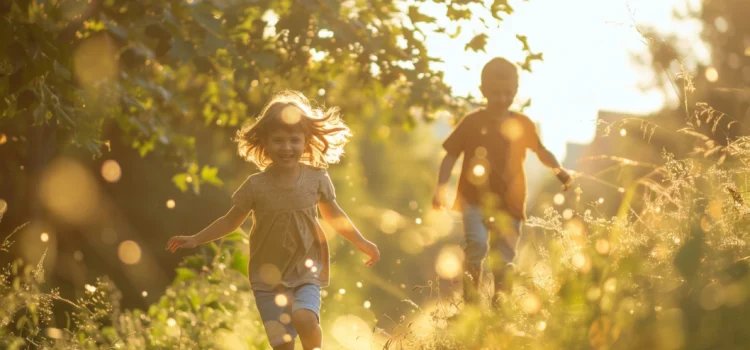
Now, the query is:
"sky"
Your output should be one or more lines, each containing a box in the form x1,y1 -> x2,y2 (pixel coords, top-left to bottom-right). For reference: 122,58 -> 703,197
423,0 -> 706,160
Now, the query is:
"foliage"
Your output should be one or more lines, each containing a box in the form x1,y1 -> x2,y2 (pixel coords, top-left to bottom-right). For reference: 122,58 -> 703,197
1,228 -> 272,349
0,0 -> 540,187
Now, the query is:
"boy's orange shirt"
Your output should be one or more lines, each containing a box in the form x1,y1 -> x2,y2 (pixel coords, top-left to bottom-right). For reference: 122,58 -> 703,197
443,109 -> 545,220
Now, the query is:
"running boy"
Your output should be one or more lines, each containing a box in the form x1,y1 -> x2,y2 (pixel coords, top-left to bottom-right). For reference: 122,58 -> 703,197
432,57 -> 572,305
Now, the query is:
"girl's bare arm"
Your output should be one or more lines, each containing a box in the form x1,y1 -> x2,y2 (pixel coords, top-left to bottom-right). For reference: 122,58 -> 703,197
318,199 -> 380,265
191,206 -> 251,245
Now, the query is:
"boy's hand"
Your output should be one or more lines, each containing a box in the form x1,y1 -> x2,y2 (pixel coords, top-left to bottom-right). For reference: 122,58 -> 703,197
166,235 -> 198,253
432,188 -> 448,210
555,168 -> 573,191
358,240 -> 380,266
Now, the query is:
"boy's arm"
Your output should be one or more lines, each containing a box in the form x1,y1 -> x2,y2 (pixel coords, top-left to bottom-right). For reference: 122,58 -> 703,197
527,118 -> 572,190
433,153 -> 459,209
318,199 -> 380,266
534,145 -> 573,190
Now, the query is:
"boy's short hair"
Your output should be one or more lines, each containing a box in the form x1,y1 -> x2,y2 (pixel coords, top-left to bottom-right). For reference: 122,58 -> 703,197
481,57 -> 518,85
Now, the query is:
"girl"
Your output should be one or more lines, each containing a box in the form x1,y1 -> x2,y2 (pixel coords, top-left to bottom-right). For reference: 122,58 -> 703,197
166,90 -> 380,350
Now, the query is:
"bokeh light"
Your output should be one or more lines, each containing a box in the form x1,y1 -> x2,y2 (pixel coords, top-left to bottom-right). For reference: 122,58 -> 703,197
379,209 -> 402,234
705,67 -> 719,82
620,128 -> 627,136
553,193 -> 565,206
40,158 -> 100,225
280,105 -> 302,124
435,245 -> 464,279
572,252 -> 591,273
562,209 -> 574,220
275,294 -> 288,307
118,240 -> 142,265
101,160 -> 122,183
499,118 -> 523,141
166,199 -> 176,209
259,264 -> 281,285
521,293 -> 541,314
43,328 -> 64,340
305,259 -> 314,268
473,164 -> 486,177
0,133 -> 6,144
40,232 -> 49,243
74,34 -> 118,88
364,300 -> 371,309
595,239 -> 610,255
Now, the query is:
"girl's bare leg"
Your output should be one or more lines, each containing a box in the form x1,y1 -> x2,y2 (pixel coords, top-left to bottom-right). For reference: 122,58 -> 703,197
273,340 -> 295,350
292,309 -> 322,350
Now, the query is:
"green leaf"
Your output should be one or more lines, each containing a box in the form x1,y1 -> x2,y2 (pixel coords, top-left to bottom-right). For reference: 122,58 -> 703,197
200,165 -> 224,186
490,0 -> 514,19
172,173 -> 190,192
408,6 -> 436,23
174,267 -> 197,283
464,33 -> 488,52
230,249 -> 249,276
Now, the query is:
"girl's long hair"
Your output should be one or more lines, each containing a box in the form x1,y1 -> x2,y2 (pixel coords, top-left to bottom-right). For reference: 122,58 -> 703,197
235,90 -> 352,170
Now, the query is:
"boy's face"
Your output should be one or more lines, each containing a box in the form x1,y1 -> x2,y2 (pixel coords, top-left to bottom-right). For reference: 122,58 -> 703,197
480,76 -> 518,112
264,129 -> 306,169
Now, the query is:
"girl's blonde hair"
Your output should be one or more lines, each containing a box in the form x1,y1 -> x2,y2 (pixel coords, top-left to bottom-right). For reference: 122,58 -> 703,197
235,90 -> 352,170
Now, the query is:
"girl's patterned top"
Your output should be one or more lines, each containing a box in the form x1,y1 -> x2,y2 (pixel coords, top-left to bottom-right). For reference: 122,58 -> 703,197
232,164 -> 335,291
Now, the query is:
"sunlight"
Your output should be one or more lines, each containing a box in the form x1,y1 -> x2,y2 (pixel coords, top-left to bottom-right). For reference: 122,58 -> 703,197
424,0 -> 704,159
331,315 -> 373,349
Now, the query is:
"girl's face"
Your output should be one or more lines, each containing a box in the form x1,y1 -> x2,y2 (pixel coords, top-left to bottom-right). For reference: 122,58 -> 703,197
264,128 -> 306,169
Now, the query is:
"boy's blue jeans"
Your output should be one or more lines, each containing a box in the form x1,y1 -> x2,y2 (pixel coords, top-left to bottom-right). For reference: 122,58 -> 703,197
461,204 -> 522,303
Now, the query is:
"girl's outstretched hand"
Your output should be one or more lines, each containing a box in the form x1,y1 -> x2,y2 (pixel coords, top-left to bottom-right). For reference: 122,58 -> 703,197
166,235 -> 198,253
358,240 -> 381,266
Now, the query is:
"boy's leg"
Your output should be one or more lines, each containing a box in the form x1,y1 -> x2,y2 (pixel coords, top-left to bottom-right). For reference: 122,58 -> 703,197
488,217 -> 522,300
461,205 -> 490,304
291,284 -> 322,350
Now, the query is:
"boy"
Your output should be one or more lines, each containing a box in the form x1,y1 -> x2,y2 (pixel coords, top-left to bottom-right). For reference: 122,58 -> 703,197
433,57 -> 572,305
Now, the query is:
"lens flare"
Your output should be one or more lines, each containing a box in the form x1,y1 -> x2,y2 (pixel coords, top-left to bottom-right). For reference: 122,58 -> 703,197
118,240 -> 142,265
